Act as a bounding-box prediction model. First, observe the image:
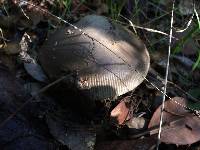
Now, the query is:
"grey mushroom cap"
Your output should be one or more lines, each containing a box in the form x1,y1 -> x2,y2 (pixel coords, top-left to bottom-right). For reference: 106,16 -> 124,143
39,15 -> 150,101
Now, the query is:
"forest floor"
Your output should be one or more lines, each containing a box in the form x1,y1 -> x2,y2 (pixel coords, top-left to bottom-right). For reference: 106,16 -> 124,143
0,0 -> 200,150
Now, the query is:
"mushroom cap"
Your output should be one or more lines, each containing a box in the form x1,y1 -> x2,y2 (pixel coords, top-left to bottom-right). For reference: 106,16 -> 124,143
39,15 -> 150,101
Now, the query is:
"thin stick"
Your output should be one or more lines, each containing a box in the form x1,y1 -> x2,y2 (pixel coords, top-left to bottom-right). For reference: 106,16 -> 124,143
119,14 -> 178,39
156,1 -> 175,149
175,13 -> 194,33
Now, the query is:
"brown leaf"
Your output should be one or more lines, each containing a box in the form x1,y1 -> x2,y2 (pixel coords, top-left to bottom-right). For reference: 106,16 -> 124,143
110,96 -> 131,125
148,97 -> 200,145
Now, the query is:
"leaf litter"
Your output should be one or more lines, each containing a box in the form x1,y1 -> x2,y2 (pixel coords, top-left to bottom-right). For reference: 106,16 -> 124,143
0,0 -> 200,150
148,97 -> 200,145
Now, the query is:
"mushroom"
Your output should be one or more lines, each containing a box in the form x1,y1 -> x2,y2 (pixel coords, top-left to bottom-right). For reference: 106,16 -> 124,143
39,15 -> 150,101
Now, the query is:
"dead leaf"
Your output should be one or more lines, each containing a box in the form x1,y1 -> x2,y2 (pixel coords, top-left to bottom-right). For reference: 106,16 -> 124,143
110,96 -> 131,125
148,97 -> 200,145
24,62 -> 48,83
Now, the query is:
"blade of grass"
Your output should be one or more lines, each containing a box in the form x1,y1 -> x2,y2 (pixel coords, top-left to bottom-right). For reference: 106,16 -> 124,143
192,50 -> 200,70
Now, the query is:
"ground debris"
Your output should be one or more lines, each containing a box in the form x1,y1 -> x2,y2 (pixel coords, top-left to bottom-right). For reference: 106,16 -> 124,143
148,97 -> 200,145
